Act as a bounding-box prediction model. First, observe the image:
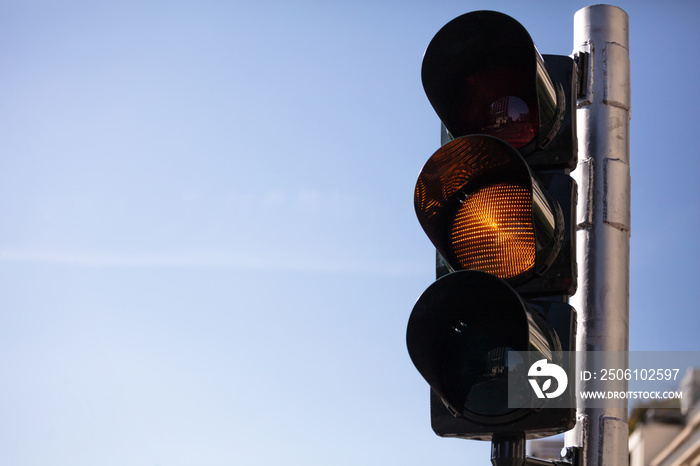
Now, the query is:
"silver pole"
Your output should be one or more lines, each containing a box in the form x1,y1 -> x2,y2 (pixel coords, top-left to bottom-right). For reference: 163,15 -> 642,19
566,5 -> 631,466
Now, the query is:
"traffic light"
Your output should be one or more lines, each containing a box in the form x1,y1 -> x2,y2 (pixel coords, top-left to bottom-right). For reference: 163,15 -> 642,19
407,10 -> 578,441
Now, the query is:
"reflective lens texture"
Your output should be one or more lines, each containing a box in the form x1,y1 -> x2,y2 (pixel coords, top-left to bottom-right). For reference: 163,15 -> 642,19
450,183 -> 535,279
421,11 -> 563,154
415,135 -> 563,284
487,96 -> 537,149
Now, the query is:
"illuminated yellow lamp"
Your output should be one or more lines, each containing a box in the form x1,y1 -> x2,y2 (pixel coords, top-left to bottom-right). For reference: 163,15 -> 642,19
450,183 -> 536,279
414,135 -> 562,285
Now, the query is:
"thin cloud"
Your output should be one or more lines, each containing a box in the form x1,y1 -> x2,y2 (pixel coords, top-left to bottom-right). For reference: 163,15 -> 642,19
0,248 -> 423,277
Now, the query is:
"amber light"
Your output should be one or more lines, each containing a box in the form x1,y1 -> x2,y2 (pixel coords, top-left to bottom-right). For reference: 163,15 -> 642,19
449,183 -> 536,279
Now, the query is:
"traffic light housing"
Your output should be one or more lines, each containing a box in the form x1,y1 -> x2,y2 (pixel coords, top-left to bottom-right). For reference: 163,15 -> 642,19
407,10 -> 578,440
407,271 -> 576,440
420,11 -> 576,170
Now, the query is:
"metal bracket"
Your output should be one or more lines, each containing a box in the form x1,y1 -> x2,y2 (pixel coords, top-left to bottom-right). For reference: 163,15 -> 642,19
524,446 -> 581,466
490,436 -> 581,466
574,51 -> 590,99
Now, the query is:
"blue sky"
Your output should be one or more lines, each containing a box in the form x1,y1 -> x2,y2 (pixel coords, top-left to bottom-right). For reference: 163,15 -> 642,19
1,1 -> 699,465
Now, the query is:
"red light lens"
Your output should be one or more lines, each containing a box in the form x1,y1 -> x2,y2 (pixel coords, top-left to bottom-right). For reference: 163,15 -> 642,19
486,96 -> 537,149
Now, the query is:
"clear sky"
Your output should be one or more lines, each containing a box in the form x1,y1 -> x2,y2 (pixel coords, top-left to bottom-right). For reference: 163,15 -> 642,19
1,1 -> 699,465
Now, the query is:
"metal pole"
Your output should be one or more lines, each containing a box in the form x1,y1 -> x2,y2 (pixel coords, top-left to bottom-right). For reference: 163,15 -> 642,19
566,5 -> 631,466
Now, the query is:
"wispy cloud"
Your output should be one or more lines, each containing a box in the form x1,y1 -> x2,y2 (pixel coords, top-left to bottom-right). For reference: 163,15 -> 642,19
0,248 -> 423,277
